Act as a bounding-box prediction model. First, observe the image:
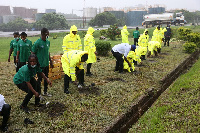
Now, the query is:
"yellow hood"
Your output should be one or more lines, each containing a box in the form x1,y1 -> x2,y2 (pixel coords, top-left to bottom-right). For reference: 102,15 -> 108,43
87,27 -> 95,35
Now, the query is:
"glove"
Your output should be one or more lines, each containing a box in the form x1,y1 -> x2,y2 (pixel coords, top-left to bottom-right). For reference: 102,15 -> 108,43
130,68 -> 133,72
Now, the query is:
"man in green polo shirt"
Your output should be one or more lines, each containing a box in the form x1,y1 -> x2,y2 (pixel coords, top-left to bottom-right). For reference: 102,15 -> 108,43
16,32 -> 32,72
8,32 -> 20,71
133,27 -> 140,46
32,28 -> 53,97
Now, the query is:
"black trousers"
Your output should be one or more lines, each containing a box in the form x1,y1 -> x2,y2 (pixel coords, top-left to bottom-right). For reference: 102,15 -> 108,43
134,38 -> 139,45
16,77 -> 40,107
64,67 -> 84,90
111,50 -> 123,73
164,37 -> 170,46
86,63 -> 92,74
16,62 -> 26,72
37,66 -> 49,94
0,104 -> 11,128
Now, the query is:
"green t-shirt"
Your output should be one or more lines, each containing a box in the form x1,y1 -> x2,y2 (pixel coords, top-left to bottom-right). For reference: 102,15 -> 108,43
13,64 -> 42,84
10,39 -> 20,56
17,39 -> 32,62
32,38 -> 50,67
133,30 -> 140,39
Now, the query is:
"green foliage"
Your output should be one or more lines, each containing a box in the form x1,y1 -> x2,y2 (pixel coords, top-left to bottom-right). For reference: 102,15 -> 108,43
183,41 -> 197,53
33,13 -> 69,30
177,27 -> 192,40
100,29 -> 107,36
0,17 -> 29,32
186,32 -> 200,46
106,24 -> 120,40
89,12 -> 117,27
95,41 -> 111,56
81,31 -> 87,38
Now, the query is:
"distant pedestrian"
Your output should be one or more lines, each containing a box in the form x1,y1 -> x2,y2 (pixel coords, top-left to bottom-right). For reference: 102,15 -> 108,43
164,25 -> 171,46
133,27 -> 140,45
8,32 -> 20,71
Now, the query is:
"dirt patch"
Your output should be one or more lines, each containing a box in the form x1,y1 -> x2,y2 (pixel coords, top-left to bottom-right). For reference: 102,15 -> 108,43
78,86 -> 100,96
106,77 -> 126,82
38,101 -> 66,117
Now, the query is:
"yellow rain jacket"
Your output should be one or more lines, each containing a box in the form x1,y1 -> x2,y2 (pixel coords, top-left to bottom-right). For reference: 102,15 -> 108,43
62,25 -> 82,53
151,35 -> 161,48
135,47 -> 147,63
123,51 -> 135,72
148,41 -> 160,55
138,29 -> 149,55
61,50 -> 88,81
84,27 -> 96,64
153,27 -> 163,44
121,25 -> 130,43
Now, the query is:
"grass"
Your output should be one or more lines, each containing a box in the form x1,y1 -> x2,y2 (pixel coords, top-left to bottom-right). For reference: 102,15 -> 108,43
0,26 -> 198,132
129,54 -> 200,133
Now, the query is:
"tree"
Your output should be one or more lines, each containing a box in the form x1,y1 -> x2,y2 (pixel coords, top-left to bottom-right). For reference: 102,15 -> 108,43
33,13 -> 68,30
89,12 -> 117,27
0,17 -> 29,32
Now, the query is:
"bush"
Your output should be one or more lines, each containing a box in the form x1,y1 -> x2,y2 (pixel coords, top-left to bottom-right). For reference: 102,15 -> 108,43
177,27 -> 192,41
183,41 -> 197,53
106,24 -> 120,40
186,32 -> 200,47
100,30 -> 107,36
95,41 -> 111,56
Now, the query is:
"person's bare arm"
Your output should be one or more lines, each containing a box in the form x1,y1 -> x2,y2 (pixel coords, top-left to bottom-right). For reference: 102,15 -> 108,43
26,81 -> 39,97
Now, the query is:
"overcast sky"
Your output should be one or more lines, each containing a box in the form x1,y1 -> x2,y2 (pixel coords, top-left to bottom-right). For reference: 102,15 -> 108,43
1,0 -> 200,16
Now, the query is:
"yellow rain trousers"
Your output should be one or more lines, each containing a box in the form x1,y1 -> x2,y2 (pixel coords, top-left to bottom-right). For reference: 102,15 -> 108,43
135,47 -> 147,63
61,50 -> 88,81
62,25 -> 82,53
84,27 -> 96,64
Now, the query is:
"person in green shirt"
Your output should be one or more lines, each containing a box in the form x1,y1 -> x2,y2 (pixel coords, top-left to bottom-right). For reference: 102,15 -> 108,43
32,28 -> 53,97
13,54 -> 52,113
133,27 -> 140,46
16,32 -> 32,72
8,32 -> 20,71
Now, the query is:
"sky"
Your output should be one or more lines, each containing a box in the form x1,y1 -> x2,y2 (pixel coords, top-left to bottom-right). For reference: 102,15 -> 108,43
1,0 -> 200,16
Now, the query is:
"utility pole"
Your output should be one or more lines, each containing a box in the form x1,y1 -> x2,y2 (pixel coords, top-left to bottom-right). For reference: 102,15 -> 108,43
83,0 -> 86,28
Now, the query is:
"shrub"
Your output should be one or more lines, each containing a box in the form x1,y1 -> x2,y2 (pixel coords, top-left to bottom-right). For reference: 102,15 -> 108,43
95,41 -> 111,56
186,32 -> 200,47
106,24 -> 120,40
183,41 -> 197,53
177,27 -> 192,41
100,30 -> 107,36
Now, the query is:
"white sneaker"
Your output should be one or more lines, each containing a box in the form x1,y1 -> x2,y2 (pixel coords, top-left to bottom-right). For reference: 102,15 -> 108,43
78,84 -> 83,89
42,93 -> 52,97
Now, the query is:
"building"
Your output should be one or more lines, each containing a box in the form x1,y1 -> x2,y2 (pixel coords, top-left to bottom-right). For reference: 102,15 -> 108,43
0,6 -> 11,16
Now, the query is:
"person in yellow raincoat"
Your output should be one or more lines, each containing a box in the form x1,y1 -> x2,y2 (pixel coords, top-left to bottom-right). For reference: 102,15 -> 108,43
134,46 -> 147,65
62,25 -> 82,53
61,50 -> 88,94
121,25 -> 130,44
84,27 -> 96,76
147,39 -> 160,58
123,50 -> 136,72
138,29 -> 149,60
153,26 -> 163,53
